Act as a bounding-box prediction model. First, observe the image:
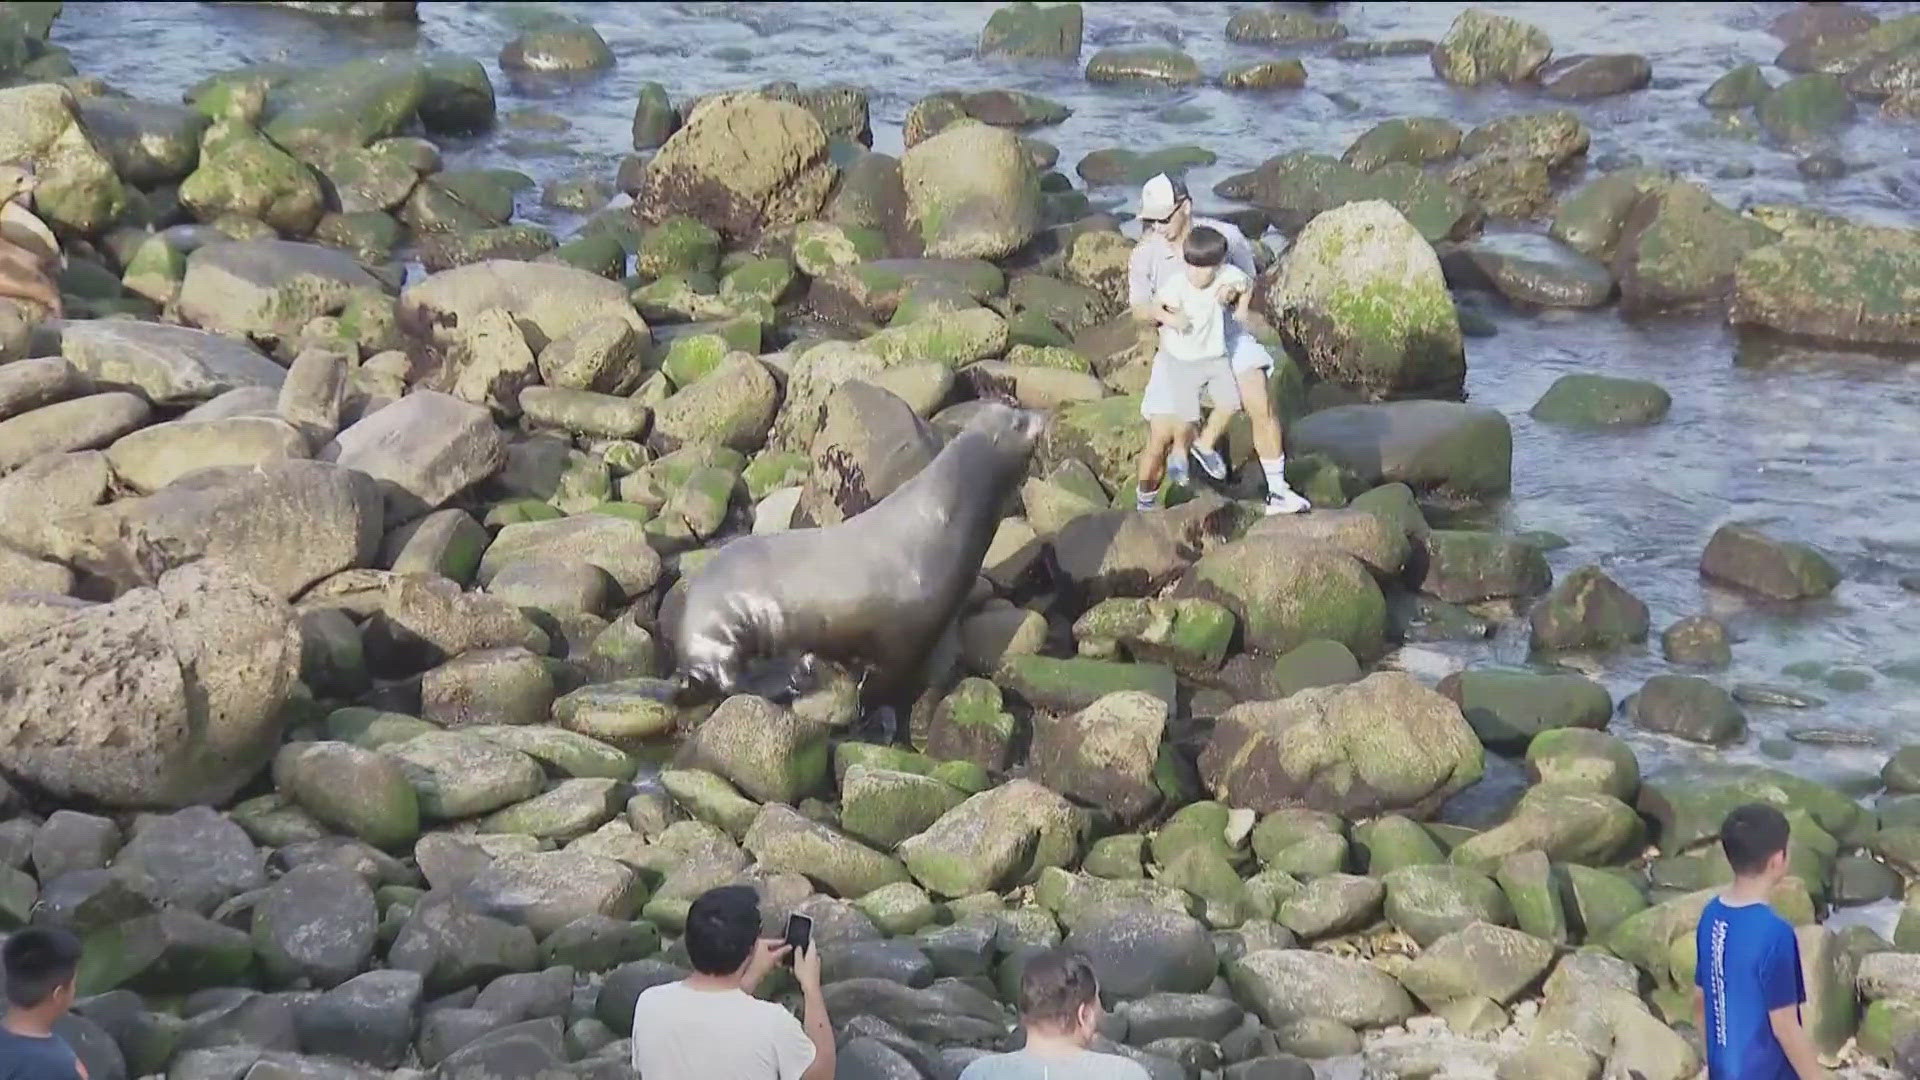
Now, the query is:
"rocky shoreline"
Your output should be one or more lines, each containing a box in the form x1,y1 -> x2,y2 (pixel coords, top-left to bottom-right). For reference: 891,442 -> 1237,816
0,2 -> 1918,1079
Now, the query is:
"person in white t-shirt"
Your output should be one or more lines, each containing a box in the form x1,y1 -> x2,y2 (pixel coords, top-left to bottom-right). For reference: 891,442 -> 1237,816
630,885 -> 833,1080
1134,225 -> 1251,510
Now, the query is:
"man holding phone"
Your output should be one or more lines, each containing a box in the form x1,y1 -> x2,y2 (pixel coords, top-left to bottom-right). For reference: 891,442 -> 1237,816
630,885 -> 834,1080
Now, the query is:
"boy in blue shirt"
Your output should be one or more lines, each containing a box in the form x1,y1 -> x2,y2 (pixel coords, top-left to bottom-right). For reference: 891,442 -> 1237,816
1694,804 -> 1826,1080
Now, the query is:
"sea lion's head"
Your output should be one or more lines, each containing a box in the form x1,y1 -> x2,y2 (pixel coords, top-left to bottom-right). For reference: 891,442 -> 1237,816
961,399 -> 1049,456
0,164 -> 37,208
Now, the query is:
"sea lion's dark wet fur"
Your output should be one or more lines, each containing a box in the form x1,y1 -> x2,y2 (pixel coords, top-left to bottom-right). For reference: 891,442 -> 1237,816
672,402 -> 1046,709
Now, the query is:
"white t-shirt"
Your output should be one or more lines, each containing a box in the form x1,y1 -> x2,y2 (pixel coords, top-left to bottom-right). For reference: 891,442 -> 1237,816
1154,264 -> 1250,362
630,982 -> 816,1080
1127,215 -> 1260,307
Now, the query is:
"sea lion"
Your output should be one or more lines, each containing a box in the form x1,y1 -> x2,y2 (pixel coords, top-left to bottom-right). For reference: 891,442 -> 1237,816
671,401 -> 1048,709
0,164 -> 63,319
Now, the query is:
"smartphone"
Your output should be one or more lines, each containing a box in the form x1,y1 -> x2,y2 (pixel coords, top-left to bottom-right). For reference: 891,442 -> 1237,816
783,913 -> 813,962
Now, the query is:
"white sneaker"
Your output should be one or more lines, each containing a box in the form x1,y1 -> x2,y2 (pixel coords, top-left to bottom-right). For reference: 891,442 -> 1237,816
1189,444 -> 1228,482
1264,487 -> 1311,515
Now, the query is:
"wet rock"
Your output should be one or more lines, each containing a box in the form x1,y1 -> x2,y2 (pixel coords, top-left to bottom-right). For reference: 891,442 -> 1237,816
1231,949 -> 1415,1028
1071,597 -> 1234,674
1430,9 -> 1552,87
0,562 -> 296,809
1460,110 -> 1589,172
383,730 -> 544,820
178,239 -> 387,346
1398,922 -> 1555,1007
0,392 -> 150,472
500,19 -> 613,74
1269,200 -> 1463,400
1663,615 -> 1732,667
1731,220 -> 1920,352
1222,60 -> 1309,90
1541,53 -> 1651,100
1441,234 -> 1613,308
105,417 -> 309,494
1085,45 -> 1202,86
78,96 -> 208,187
1703,63 -> 1772,108
979,1 -> 1083,60
899,123 -> 1038,261
1529,373 -> 1670,427
1550,168 -> 1671,261
50,460 -> 380,600
253,864 -> 377,987
1451,786 -> 1643,870
631,81 -> 676,150
1415,530 -> 1551,604
1637,764 -> 1862,854
743,803 -> 909,899
1629,674 -> 1747,746
1612,182 -> 1777,314
1248,509 -> 1411,582
681,695 -> 829,805
1290,401 -> 1511,501
1445,153 -> 1550,220
898,779 -> 1082,897
459,849 -> 639,936
1699,523 -> 1840,600
274,741 -> 419,849
640,94 -> 833,241
1067,903 -> 1217,999
959,89 -> 1070,128
1529,566 -> 1649,652
1269,640 -> 1362,698
1383,865 -> 1512,946
1343,118 -> 1461,173
1759,73 -> 1855,143
1201,672 -> 1484,818
0,83 -> 125,234
1030,691 -> 1166,826
388,893 -> 538,994
1178,534 -> 1385,659
651,352 -> 779,454
1438,669 -> 1611,750
1216,153 -> 1478,245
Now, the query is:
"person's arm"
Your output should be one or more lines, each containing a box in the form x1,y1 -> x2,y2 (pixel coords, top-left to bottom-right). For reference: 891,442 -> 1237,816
1769,1005 -> 1827,1080
740,937 -> 790,996
1127,242 -> 1154,313
794,943 -> 835,1080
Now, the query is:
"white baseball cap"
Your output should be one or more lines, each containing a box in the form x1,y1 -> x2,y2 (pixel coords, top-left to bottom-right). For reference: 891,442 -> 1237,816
1137,173 -> 1190,220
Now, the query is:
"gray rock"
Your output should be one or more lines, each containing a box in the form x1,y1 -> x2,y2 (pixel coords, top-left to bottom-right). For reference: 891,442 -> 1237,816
1229,948 -> 1416,1028
114,805 -> 266,915
32,811 -> 122,882
322,391 -> 506,524
1066,904 -> 1217,1000
1383,866 -> 1512,946
419,647 -> 555,728
820,978 -> 1006,1046
398,260 -> 648,354
178,240 -> 388,345
0,392 -> 151,472
275,741 -> 420,850
387,893 -> 539,994
105,417 -> 310,495
0,563 -> 299,809
253,864 -> 378,987
1629,675 -> 1747,746
0,357 -> 86,420
458,850 -> 641,936
477,515 -> 661,599
1396,922 -> 1555,1007
594,959 -> 687,1034
383,731 -> 545,821
0,451 -> 110,558
1117,993 -> 1247,1045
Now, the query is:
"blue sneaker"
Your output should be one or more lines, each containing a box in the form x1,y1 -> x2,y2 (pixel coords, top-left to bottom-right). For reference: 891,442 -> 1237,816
1189,444 -> 1228,482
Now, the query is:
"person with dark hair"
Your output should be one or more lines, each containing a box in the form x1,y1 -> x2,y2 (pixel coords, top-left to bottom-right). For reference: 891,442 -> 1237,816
1128,173 -> 1309,516
1694,804 -> 1826,1080
958,950 -> 1149,1079
0,928 -> 87,1079
629,885 -> 832,1080
1134,222 -> 1256,512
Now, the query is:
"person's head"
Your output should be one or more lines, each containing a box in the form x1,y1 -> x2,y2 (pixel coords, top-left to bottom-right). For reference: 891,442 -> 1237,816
1018,949 -> 1102,1045
2,928 -> 81,1016
684,885 -> 762,978
1720,803 -> 1792,885
1138,173 -> 1192,241
1182,225 -> 1229,287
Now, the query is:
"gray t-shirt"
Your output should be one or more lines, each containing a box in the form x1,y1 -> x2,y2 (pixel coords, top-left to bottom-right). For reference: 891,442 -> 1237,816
1127,215 -> 1260,308
958,1049 -> 1153,1080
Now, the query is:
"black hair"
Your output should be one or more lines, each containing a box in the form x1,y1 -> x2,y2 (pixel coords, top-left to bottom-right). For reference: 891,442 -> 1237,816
1019,949 -> 1100,1031
1183,226 -> 1229,268
3,927 -> 81,1009
1720,803 -> 1792,877
684,885 -> 760,976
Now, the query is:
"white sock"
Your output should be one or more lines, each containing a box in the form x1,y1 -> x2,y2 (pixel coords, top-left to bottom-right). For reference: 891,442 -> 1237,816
1262,456 -> 1287,493
1136,485 -> 1159,510
1168,456 -> 1190,486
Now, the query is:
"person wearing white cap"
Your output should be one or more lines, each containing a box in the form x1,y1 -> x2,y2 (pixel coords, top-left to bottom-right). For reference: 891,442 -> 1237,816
1127,174 -> 1309,515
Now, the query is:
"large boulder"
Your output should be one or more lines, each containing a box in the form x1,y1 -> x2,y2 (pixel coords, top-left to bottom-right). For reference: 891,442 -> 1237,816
104,417 -> 309,494
1230,949 -> 1416,1029
1289,401 -> 1510,500
638,94 -> 835,241
1430,9 -> 1552,86
1732,222 -> 1920,352
459,850 -> 641,937
76,97 -> 209,187
1179,535 -> 1386,659
274,741 -> 419,849
796,382 -> 940,527
1611,182 -> 1777,315
261,56 -> 428,160
0,393 -> 151,473
742,803 -> 910,899
897,780 -> 1083,898
1029,691 -> 1166,826
0,83 -> 126,234
979,1 -> 1084,60
322,391 -> 505,523
1438,669 -> 1612,750
397,260 -> 648,354
48,460 -> 381,600
477,515 -> 661,598
1268,200 -> 1464,400
1214,153 -> 1478,245
0,562 -> 299,808
651,353 -> 779,454
1200,672 -> 1484,818
1699,523 -> 1841,600
59,321 -> 286,407
178,240 -> 388,344
1449,787 -> 1644,871
179,128 -> 325,236
680,695 -> 830,806
1529,566 -> 1650,652
1396,922 -> 1555,1008
1066,904 -> 1217,1000
900,123 -> 1039,261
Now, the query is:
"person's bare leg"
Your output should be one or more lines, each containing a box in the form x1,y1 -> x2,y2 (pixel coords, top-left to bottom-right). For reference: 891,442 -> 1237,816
1194,404 -> 1235,457
1239,367 -> 1308,513
1136,420 -> 1178,509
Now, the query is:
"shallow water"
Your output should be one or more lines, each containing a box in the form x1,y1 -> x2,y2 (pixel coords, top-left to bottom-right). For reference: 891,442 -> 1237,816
55,3 -> 1920,796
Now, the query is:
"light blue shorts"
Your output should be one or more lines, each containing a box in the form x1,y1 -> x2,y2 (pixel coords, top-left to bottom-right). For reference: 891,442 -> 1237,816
1141,353 -> 1242,423
1225,324 -> 1276,373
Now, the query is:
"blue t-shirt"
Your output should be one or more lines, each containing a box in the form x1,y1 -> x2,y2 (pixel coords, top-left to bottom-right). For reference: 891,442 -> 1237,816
0,1026 -> 81,1080
1695,897 -> 1804,1080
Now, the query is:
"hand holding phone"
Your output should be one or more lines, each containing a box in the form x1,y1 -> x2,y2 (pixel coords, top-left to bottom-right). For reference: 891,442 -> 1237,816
783,913 -> 813,962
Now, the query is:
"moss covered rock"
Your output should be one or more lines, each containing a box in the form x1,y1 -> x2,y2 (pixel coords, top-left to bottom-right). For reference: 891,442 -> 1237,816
1758,73 -> 1856,143
680,695 -> 829,805
1180,534 -> 1387,659
1699,522 -> 1839,600
180,127 -> 325,235
1269,200 -> 1464,400
1530,373 -> 1671,427
1529,565 -> 1650,653
997,655 -> 1176,714
1439,669 -> 1612,751
1029,691 -> 1166,826
1071,597 -> 1234,674
743,802 -> 908,899
1200,672 -> 1484,818
639,94 -> 834,241
261,55 -> 426,161
1085,45 -> 1202,85
1730,220 -> 1920,352
1343,117 -> 1462,172
979,0 -> 1083,60
1451,786 -> 1644,872
900,122 -> 1039,260
1430,8 -> 1552,87
0,83 -> 126,235
897,779 -> 1084,897
1611,181 -> 1777,315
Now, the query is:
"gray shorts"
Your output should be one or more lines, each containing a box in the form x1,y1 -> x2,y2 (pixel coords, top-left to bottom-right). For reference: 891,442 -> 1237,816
1141,353 -> 1242,423
1225,324 -> 1276,374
